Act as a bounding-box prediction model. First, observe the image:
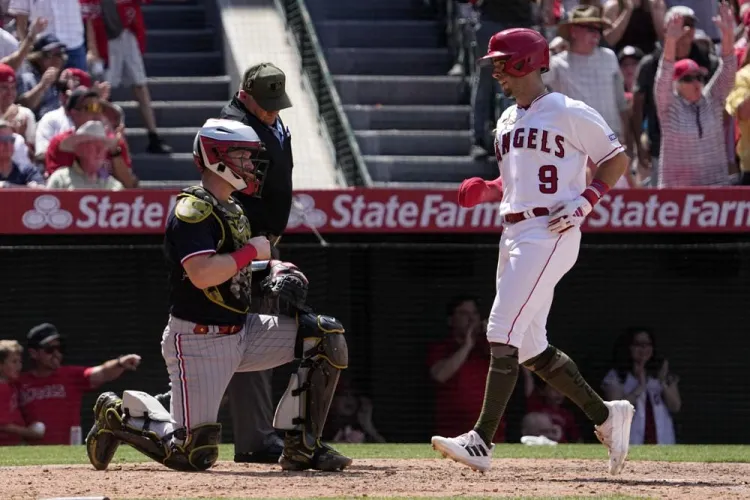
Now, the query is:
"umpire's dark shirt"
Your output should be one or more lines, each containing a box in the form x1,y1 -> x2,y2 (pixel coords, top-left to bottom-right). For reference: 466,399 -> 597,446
220,95 -> 293,237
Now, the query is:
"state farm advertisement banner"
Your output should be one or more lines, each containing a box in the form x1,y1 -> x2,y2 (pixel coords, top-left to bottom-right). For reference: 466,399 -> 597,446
0,188 -> 749,234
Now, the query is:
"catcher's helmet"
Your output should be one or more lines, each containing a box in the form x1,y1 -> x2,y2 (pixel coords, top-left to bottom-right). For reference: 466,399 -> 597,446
480,28 -> 550,77
193,118 -> 270,197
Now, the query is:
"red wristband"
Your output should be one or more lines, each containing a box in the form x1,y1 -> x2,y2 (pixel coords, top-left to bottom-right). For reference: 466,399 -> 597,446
230,245 -> 258,270
581,179 -> 610,206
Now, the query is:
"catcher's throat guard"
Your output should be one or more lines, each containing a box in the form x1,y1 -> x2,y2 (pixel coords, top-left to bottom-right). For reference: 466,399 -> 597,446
273,312 -> 348,450
110,391 -> 221,472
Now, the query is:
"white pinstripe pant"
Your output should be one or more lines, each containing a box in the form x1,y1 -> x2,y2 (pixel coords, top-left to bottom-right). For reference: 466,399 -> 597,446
160,314 -> 298,431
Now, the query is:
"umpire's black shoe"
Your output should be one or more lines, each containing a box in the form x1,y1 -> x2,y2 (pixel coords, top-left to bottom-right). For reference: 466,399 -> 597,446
86,392 -> 122,471
234,434 -> 284,463
279,432 -> 352,472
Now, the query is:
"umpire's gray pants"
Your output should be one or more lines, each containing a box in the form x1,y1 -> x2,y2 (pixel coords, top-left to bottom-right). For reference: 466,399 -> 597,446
161,314 -> 297,431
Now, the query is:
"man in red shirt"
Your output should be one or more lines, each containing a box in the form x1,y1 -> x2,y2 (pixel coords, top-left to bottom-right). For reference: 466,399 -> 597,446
427,296 -> 506,443
80,0 -> 170,154
16,323 -> 142,445
0,340 -> 44,445
45,87 -> 137,188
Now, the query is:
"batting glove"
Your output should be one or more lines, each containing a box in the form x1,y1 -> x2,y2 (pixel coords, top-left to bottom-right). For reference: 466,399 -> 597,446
547,179 -> 610,234
457,177 -> 503,208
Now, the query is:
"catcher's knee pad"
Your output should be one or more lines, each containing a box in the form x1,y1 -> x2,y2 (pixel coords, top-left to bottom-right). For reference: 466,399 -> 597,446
273,312 -> 348,449
109,391 -> 221,472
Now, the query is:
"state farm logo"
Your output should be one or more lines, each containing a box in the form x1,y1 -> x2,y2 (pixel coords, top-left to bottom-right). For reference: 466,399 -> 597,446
22,195 -> 73,230
287,194 -> 327,229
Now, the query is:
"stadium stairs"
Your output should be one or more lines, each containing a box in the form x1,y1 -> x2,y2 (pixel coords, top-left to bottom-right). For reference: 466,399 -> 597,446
110,0 -> 229,188
306,0 -> 496,187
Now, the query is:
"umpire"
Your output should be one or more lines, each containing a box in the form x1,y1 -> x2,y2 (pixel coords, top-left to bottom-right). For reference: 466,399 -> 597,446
220,62 -> 294,463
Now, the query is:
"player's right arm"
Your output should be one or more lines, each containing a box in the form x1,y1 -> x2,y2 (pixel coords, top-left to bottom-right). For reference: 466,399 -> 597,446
169,198 -> 271,290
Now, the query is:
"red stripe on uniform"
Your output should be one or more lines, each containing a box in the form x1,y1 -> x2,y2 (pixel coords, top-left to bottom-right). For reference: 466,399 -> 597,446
595,146 -> 623,166
505,235 -> 563,344
175,334 -> 190,431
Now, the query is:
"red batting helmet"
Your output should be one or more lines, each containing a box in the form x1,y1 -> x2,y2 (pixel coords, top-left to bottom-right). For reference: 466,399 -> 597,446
480,28 -> 550,77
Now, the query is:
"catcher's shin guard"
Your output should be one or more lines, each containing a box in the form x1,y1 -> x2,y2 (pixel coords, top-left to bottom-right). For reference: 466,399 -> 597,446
94,390 -> 221,472
273,312 -> 350,469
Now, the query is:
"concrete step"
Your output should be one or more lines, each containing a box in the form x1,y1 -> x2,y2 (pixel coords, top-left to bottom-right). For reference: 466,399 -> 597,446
147,29 -> 216,53
354,130 -> 472,156
144,52 -> 223,77
325,48 -> 452,75
110,76 -> 231,102
118,101 -> 225,128
325,1 -> 434,20
317,20 -> 442,48
334,75 -> 466,105
126,127 -> 197,154
344,105 -> 470,130
132,153 -> 197,181
143,5 -> 207,30
364,155 -> 496,183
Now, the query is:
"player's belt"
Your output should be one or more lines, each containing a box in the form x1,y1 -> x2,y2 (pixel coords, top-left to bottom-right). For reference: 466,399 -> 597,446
192,324 -> 243,335
503,207 -> 550,224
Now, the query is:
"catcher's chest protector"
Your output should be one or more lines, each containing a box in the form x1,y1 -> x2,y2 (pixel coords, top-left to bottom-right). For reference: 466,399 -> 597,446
180,186 -> 254,311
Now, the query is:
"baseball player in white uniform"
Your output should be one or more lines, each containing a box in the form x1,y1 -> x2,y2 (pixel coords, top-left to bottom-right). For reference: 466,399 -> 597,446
431,28 -> 635,475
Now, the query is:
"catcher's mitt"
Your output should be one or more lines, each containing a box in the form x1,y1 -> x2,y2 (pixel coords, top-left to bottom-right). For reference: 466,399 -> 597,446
260,260 -> 309,310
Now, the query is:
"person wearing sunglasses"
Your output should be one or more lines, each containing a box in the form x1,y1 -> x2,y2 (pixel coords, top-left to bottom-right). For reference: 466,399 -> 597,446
654,4 -> 737,187
34,67 -> 114,163
14,323 -> 141,445
44,87 -> 136,188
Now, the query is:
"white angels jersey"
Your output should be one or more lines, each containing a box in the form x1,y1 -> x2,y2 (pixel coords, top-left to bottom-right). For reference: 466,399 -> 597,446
494,92 -> 624,215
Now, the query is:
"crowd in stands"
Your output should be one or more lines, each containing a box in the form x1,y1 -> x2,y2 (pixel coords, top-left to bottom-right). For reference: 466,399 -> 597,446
448,0 -> 750,187
0,0 -> 171,191
0,323 -> 140,445
427,296 -> 682,446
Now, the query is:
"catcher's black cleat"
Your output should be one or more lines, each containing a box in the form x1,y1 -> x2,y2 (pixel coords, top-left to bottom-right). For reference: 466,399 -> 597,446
86,392 -> 123,470
279,432 -> 352,472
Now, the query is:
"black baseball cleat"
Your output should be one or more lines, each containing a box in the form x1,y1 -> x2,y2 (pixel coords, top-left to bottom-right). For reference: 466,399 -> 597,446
235,436 -> 284,464
86,392 -> 123,470
279,432 -> 352,472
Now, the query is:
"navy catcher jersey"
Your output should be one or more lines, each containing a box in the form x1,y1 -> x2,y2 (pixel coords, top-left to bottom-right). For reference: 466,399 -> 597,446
164,190 -> 253,326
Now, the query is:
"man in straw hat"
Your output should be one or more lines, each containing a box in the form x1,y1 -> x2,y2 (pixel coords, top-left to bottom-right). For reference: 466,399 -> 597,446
46,119 -> 123,190
545,5 -> 631,164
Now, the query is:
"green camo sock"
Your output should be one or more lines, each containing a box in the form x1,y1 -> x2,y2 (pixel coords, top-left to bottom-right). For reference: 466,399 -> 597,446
473,346 -> 519,446
524,345 -> 609,426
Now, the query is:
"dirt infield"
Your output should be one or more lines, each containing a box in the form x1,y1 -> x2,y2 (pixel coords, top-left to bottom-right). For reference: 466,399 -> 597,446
5,458 -> 750,499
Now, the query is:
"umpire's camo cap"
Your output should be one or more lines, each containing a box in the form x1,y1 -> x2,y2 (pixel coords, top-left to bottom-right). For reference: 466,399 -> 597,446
242,62 -> 292,112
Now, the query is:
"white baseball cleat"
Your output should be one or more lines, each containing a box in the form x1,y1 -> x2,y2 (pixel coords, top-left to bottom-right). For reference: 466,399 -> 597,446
594,400 -> 635,475
431,430 -> 494,473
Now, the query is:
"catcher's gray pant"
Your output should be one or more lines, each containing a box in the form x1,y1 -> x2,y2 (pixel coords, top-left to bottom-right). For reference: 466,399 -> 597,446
161,314 -> 297,431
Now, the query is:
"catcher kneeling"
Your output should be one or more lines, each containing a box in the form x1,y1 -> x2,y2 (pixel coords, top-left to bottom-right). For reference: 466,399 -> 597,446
85,118 -> 351,473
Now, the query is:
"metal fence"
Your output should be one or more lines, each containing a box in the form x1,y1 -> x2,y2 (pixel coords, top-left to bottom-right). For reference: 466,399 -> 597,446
1,232 -> 749,444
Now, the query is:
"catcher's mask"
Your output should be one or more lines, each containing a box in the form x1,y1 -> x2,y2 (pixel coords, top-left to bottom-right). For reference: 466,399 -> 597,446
193,118 -> 270,197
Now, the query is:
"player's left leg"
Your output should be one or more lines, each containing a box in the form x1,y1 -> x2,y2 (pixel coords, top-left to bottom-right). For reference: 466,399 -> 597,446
520,311 -> 635,475
237,311 -> 352,472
